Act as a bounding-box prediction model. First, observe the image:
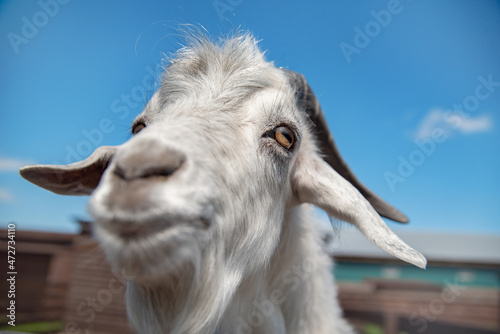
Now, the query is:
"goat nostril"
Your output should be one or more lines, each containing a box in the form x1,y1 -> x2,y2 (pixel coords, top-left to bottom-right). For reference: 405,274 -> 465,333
139,154 -> 185,179
141,165 -> 180,179
112,144 -> 186,181
112,157 -> 185,181
113,165 -> 127,180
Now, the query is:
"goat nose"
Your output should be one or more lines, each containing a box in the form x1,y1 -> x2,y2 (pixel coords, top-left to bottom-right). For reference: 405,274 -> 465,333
112,140 -> 186,181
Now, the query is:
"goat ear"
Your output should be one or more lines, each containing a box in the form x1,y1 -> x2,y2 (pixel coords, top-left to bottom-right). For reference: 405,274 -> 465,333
291,152 -> 426,268
283,69 -> 409,223
19,146 -> 118,196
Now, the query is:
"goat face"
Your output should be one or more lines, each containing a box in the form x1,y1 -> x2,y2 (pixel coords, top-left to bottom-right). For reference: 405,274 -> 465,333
20,35 -> 426,285
88,72 -> 307,282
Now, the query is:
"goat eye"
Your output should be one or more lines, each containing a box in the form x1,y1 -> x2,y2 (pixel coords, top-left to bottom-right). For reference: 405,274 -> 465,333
132,122 -> 146,135
274,126 -> 295,149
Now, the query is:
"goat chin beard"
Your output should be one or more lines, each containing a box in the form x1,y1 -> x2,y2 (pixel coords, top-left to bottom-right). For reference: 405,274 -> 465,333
93,221 -> 208,285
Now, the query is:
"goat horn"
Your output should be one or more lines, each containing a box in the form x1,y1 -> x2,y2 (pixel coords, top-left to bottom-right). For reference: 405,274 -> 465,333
283,69 -> 409,223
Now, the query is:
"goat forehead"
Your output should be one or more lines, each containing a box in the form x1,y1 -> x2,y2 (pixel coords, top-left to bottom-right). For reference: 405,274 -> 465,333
139,75 -> 296,129
138,87 -> 301,144
142,36 -> 291,118
153,69 -> 286,116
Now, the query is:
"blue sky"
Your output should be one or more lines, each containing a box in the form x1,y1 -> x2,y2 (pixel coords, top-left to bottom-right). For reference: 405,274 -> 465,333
0,0 -> 499,234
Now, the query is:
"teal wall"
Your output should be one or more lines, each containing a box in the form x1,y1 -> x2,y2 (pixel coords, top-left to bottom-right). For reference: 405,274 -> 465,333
333,262 -> 500,288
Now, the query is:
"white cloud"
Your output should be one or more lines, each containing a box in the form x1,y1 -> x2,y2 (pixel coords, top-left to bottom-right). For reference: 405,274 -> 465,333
456,115 -> 493,134
0,157 -> 34,172
0,187 -> 13,203
414,108 -> 493,140
414,109 -> 445,140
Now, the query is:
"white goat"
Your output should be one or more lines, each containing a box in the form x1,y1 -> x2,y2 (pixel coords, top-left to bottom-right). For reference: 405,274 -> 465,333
21,33 -> 426,334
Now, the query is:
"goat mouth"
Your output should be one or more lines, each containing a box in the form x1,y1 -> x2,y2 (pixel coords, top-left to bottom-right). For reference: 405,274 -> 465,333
88,186 -> 215,246
108,217 -> 211,240
89,206 -> 213,242
93,214 -> 211,282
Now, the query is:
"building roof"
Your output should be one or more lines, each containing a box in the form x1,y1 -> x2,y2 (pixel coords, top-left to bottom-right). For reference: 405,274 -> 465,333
323,226 -> 500,265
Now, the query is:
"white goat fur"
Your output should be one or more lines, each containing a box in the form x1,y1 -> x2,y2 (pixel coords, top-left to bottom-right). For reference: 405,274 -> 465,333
20,33 -> 426,334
